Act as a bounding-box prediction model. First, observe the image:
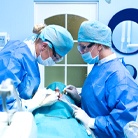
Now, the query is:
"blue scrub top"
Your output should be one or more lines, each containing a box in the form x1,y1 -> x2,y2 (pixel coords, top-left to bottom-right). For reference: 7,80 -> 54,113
81,58 -> 138,138
0,40 -> 40,111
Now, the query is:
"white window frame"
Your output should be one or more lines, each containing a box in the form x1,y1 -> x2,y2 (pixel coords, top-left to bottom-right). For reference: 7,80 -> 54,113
34,2 -> 99,89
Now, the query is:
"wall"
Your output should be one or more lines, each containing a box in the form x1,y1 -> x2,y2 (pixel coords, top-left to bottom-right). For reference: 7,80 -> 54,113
0,0 -> 97,40
34,0 -> 98,2
99,0 -> 138,83
0,0 -> 137,82
0,0 -> 34,41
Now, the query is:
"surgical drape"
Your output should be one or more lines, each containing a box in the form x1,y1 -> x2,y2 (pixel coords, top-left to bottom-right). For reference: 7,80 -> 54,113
33,98 -> 93,138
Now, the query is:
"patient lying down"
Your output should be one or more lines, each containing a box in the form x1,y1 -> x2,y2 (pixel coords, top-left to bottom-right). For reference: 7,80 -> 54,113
32,82 -> 94,138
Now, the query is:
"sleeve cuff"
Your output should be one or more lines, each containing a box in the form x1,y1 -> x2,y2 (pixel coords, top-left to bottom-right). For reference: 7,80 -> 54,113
88,118 -> 95,129
21,99 -> 36,112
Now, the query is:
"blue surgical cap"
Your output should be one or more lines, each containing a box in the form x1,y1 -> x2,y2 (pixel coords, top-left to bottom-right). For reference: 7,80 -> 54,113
78,20 -> 112,47
38,25 -> 74,57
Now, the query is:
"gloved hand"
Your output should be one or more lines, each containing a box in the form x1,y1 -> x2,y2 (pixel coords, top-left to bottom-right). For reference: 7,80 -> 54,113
124,121 -> 138,138
72,104 -> 95,129
64,85 -> 81,105
32,88 -> 59,106
40,91 -> 59,106
22,88 -> 59,112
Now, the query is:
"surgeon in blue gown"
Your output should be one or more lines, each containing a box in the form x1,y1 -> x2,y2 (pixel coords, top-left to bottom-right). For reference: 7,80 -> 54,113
64,20 -> 138,138
0,24 -> 74,112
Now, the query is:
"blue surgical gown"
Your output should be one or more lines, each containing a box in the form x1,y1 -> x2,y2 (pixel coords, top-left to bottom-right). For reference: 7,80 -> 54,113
0,40 -> 40,111
81,58 -> 138,138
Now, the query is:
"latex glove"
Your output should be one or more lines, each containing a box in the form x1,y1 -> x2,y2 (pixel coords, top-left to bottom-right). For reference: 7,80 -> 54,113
124,121 -> 138,138
32,88 -> 58,106
72,104 -> 95,129
22,88 -> 58,112
40,92 -> 59,106
64,85 -> 81,105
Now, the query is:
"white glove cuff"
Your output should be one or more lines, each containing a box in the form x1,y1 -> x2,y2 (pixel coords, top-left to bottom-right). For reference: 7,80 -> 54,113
21,99 -> 37,112
88,118 -> 95,129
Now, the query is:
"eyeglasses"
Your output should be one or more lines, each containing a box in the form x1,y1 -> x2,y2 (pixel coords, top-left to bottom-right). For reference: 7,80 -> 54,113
77,42 -> 95,54
45,39 -> 63,63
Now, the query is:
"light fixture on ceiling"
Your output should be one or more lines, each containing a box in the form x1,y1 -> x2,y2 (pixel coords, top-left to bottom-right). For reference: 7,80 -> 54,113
105,0 -> 111,4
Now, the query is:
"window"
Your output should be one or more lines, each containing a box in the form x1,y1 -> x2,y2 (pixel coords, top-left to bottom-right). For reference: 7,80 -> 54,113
34,2 -> 98,89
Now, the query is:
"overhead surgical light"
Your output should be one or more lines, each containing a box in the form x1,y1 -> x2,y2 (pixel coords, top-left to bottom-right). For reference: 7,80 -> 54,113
105,0 -> 111,4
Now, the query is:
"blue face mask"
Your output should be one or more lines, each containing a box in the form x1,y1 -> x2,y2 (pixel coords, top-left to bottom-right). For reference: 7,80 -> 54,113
81,46 -> 99,64
37,55 -> 55,66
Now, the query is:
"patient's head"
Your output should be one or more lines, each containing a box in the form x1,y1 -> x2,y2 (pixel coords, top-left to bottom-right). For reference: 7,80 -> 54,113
47,82 -> 66,98
46,82 -> 75,104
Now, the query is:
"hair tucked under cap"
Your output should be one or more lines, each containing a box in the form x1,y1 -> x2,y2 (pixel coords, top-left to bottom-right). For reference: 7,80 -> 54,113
33,24 -> 46,34
38,25 -> 74,57
78,20 -> 112,47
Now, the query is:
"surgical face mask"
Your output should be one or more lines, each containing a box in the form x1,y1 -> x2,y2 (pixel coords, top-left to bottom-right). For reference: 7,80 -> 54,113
37,55 -> 55,66
81,46 -> 99,64
37,48 -> 55,66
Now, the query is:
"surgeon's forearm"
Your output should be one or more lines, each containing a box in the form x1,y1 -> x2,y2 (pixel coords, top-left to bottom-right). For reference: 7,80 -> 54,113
21,99 -> 38,112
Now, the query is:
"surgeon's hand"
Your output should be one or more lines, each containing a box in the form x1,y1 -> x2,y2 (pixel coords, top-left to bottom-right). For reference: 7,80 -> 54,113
22,88 -> 59,112
39,92 -> 59,107
124,121 -> 138,138
64,85 -> 81,105
33,88 -> 58,107
72,104 -> 95,129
